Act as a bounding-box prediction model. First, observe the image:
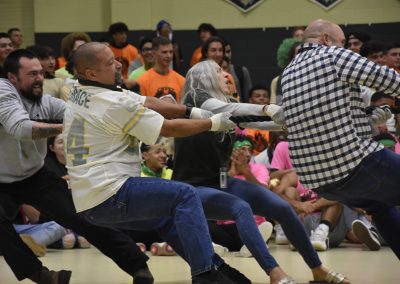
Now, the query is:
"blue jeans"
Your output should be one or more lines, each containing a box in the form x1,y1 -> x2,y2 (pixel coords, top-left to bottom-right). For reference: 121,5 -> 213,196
79,177 -> 214,276
314,148 -> 400,259
14,222 -> 67,246
196,177 -> 322,274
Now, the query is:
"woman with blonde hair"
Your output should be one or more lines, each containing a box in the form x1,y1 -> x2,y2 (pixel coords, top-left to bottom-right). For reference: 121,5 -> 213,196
174,60 -> 350,284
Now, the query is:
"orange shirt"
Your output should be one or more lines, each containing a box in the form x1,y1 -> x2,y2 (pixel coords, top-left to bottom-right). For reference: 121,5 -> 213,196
57,57 -> 67,69
109,44 -> 139,79
190,46 -> 202,67
245,129 -> 270,155
137,68 -> 185,102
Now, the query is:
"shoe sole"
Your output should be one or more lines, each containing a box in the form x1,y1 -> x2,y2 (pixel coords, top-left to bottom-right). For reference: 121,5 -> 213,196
352,221 -> 381,251
20,235 -> 47,257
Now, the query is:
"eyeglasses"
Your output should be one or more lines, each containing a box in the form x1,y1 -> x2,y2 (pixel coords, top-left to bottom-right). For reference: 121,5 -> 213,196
141,48 -> 153,53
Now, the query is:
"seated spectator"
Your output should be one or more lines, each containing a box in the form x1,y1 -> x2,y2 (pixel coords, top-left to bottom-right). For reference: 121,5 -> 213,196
209,136 -> 273,256
140,141 -> 172,179
370,91 -> 397,135
269,141 -> 346,251
44,134 -> 91,249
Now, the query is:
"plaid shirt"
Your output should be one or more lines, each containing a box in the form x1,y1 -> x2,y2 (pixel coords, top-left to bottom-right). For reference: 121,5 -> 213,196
281,43 -> 400,189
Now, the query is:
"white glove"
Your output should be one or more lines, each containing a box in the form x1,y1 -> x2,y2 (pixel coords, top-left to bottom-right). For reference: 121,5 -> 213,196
264,104 -> 285,125
370,105 -> 392,125
209,112 -> 236,131
189,107 -> 214,119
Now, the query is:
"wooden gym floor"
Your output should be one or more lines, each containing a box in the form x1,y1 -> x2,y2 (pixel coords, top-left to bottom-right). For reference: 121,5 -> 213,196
0,242 -> 398,283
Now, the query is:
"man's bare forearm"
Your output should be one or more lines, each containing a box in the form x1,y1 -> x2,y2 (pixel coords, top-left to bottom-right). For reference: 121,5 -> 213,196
160,119 -> 211,137
144,96 -> 187,119
32,122 -> 63,139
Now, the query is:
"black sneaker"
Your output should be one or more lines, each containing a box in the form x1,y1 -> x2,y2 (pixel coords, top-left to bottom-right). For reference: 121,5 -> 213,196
192,267 -> 238,284
133,265 -> 154,284
218,263 -> 251,283
133,276 -> 154,284
28,267 -> 72,284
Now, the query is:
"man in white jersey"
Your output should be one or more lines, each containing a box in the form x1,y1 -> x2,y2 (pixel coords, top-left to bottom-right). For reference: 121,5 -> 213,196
281,19 -> 400,260
0,49 -> 163,284
64,42 -> 242,284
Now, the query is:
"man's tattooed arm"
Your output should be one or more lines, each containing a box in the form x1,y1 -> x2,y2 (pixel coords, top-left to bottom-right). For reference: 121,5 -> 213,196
32,122 -> 63,139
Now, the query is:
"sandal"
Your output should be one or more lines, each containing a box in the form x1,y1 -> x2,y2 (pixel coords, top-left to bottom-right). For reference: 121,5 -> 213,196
278,276 -> 297,284
309,270 -> 349,284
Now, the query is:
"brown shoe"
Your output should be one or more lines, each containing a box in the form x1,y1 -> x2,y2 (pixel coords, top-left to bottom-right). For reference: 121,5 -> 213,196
20,234 -> 47,257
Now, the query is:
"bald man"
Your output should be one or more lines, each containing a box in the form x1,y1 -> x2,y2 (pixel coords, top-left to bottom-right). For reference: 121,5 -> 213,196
282,19 -> 400,262
63,42 -> 248,283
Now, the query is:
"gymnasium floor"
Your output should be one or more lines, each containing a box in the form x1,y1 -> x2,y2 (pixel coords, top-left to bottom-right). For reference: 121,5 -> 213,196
1,242 -> 398,284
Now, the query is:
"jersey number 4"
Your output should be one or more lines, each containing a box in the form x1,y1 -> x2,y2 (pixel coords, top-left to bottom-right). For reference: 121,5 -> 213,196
66,119 -> 90,166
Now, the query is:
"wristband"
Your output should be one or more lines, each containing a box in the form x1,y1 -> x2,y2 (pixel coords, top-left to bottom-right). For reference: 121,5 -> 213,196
185,106 -> 192,119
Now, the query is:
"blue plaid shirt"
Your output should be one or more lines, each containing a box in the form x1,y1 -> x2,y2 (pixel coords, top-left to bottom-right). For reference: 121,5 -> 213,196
281,43 -> 400,189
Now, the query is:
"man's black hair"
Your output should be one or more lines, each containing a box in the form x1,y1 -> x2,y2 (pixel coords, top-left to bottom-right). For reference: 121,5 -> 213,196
201,36 -> 225,60
26,45 -> 54,60
7,28 -> 20,35
4,49 -> 37,76
345,31 -> 371,47
360,40 -> 385,57
197,23 -> 217,36
139,36 -> 154,51
108,22 -> 129,35
370,91 -> 392,103
0,32 -> 10,39
248,84 -> 269,98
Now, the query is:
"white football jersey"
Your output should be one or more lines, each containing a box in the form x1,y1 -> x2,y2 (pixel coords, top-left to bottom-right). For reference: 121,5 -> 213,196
63,83 -> 164,212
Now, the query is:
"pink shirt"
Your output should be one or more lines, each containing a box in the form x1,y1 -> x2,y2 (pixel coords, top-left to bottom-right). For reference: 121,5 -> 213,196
270,141 -> 318,201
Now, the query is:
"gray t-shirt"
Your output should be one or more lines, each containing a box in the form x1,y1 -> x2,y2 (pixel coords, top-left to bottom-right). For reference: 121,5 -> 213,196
0,79 -> 65,182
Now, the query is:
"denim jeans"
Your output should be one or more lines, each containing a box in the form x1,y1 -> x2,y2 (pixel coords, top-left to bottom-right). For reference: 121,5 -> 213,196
79,177 -> 214,276
196,177 -> 322,274
314,148 -> 400,259
14,222 -> 67,246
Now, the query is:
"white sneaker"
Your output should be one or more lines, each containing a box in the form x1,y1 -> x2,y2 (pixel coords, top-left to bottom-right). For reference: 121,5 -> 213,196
310,224 -> 329,251
275,224 -> 289,245
239,221 -> 273,257
212,242 -> 229,256
352,220 -> 381,251
259,221 -> 274,243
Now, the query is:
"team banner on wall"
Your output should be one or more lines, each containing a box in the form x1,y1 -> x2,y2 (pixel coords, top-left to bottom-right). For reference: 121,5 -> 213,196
224,0 -> 265,13
309,0 -> 342,10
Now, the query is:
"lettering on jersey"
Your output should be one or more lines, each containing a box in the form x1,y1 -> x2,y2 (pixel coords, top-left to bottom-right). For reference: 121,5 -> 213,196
70,87 -> 91,109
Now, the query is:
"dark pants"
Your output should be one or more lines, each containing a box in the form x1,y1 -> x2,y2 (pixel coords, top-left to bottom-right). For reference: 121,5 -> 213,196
315,149 -> 400,259
0,167 -> 148,281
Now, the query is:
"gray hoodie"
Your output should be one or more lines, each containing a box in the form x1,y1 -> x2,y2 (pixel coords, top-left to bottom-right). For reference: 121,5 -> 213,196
0,79 -> 65,182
